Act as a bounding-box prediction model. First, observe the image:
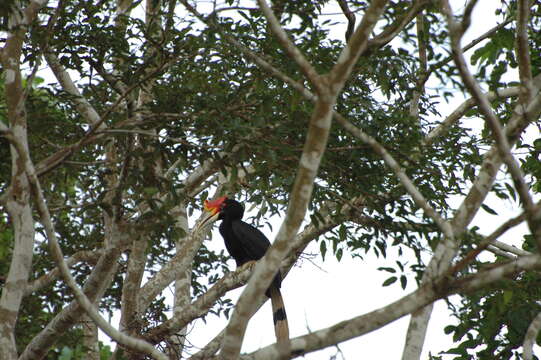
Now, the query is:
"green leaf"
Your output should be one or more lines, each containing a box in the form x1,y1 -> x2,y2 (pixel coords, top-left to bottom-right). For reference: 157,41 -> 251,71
336,248 -> 343,262
382,276 -> 397,287
320,240 -> 327,261
338,224 -> 347,241
481,203 -> 498,215
444,325 -> 456,335
400,275 -> 407,289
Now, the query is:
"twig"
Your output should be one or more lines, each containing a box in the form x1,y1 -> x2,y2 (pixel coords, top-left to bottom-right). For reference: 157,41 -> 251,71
446,210 -> 528,276
419,18 -> 513,88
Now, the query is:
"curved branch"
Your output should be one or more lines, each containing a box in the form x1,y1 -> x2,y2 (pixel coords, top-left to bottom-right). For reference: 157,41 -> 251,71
336,0 -> 356,42
3,129 -> 167,360
24,250 -> 103,296
242,255 -> 541,359
523,311 -> 541,360
441,0 -> 540,248
255,0 -> 321,89
423,86 -> 522,146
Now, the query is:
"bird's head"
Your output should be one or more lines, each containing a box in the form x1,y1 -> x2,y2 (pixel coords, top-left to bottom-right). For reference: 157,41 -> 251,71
197,196 -> 244,230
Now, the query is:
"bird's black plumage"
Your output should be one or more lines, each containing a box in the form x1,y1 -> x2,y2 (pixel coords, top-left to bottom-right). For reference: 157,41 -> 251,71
205,196 -> 289,349
217,199 -> 282,292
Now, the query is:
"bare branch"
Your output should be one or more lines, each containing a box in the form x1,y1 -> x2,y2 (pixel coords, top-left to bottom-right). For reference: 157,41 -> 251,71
19,239 -> 125,360
409,12 -> 428,120
146,200 -> 343,343
3,131 -> 167,360
423,86 -> 523,146
329,0 -> 389,92
516,0 -> 534,101
43,52 -> 103,126
419,18 -> 513,88
446,209 -> 529,277
334,112 -> 453,239
243,254 -> 541,359
441,0 -> 541,248
24,250 -> 103,296
218,3 -> 391,356
255,0 -> 321,89
523,311 -> 541,360
369,0 -> 429,49
0,2 -> 49,354
336,0 -> 356,42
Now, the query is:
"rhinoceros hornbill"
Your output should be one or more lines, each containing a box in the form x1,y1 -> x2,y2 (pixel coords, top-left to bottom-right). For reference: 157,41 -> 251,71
200,196 -> 289,345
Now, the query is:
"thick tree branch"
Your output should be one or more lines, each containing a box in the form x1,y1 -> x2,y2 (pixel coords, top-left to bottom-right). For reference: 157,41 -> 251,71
523,311 -> 541,360
0,2 -> 49,356
515,0 -> 533,101
146,200 -> 343,343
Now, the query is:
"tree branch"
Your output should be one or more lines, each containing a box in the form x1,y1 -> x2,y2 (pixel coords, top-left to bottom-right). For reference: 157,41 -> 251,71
242,254 -> 541,359
336,0 -> 356,42
219,2 -> 390,357
2,128 -> 168,360
255,0 -> 321,90
515,0 -> 533,101
523,310 -> 541,360
24,250 -> 103,296
441,0 -> 541,248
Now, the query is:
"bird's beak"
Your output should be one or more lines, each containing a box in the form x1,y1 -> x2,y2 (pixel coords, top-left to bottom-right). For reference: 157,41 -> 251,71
194,196 -> 226,232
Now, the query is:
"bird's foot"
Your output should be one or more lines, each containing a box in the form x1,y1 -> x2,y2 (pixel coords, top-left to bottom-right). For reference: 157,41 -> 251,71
241,260 -> 257,271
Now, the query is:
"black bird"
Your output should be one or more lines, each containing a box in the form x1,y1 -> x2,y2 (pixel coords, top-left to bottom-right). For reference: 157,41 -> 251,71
201,196 -> 289,346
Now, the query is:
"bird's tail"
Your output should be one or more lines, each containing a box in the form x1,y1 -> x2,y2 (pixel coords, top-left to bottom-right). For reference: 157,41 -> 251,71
269,285 -> 290,355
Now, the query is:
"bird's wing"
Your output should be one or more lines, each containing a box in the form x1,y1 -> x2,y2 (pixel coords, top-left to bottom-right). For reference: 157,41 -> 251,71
231,220 -> 271,260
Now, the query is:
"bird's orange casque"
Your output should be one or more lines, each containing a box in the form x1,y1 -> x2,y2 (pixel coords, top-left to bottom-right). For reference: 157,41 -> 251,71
203,196 -> 227,215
